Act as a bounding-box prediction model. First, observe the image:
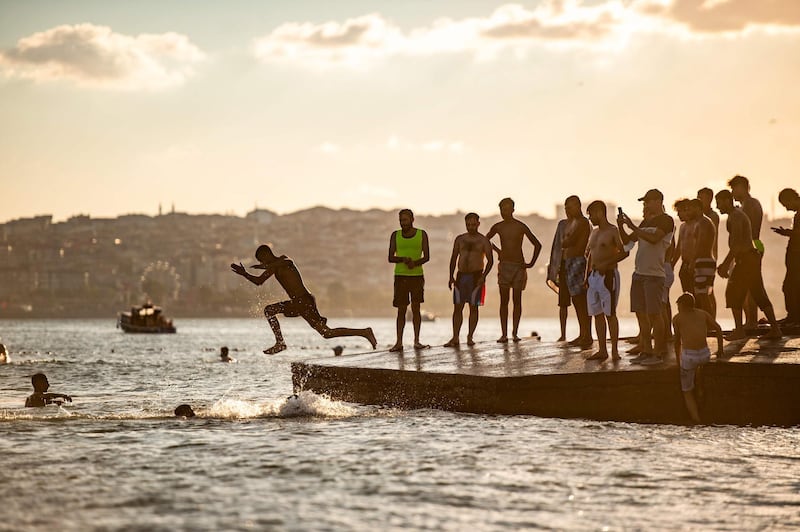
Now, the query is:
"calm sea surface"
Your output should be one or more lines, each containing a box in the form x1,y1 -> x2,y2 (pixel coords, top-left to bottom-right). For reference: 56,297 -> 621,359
0,317 -> 798,531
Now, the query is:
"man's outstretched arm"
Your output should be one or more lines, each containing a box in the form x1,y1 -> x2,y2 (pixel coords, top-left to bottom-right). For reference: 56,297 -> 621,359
231,262 -> 272,286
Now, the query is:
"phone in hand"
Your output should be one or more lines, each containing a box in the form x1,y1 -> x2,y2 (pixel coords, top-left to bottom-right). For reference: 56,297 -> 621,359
617,207 -> 623,216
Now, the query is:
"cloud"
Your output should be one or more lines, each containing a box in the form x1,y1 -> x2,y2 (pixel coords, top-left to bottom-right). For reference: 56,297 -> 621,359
0,24 -> 205,89
253,1 -> 800,67
636,0 -> 800,34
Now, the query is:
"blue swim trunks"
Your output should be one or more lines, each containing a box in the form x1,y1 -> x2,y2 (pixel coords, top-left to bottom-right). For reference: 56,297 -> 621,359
453,271 -> 486,306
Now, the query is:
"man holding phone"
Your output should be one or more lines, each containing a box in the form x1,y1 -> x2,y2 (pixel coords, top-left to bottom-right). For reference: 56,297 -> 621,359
773,188 -> 800,326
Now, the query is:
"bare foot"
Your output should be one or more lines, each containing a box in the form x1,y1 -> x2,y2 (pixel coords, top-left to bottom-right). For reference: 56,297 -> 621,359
443,338 -> 459,348
512,336 -> 522,343
263,343 -> 287,355
611,353 -> 621,362
413,342 -> 430,350
466,338 -> 475,346
389,343 -> 403,352
627,345 -> 642,355
557,336 -> 566,342
579,338 -> 594,350
586,351 -> 608,361
364,328 -> 377,349
497,336 -> 508,344
567,337 -> 583,346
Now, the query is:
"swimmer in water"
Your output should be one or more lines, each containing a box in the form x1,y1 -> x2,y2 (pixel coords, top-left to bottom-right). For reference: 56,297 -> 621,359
25,373 -> 72,407
0,342 -> 8,364
219,346 -> 236,363
174,404 -> 196,417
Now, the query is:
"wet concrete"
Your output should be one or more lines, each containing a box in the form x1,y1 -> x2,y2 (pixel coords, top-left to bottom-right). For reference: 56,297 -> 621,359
292,336 -> 800,426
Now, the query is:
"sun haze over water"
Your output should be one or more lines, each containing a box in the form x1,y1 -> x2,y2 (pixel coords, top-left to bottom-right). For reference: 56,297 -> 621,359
1,0 -> 799,223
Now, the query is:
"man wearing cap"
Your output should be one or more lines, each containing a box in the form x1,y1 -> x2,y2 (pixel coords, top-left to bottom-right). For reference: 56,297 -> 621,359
231,244 -> 377,354
617,189 -> 675,365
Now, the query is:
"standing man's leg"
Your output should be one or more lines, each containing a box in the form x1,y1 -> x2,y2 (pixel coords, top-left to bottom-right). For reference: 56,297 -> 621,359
445,302 -> 465,347
511,287 -> 523,341
559,305 -> 568,341
391,305 -> 407,352
467,304 -> 479,346
391,276 -> 408,352
410,276 -> 428,349
573,291 -> 591,348
498,285 -> 510,342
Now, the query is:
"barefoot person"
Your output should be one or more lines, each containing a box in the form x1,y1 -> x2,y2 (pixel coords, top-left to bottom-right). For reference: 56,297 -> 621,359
561,196 -> 592,349
486,198 -> 542,343
773,188 -> 800,326
697,187 -> 720,318
714,190 -> 781,339
232,244 -> 377,354
546,217 -> 571,341
585,201 -> 629,361
686,199 -> 717,315
388,209 -> 430,351
445,213 -> 494,347
672,293 -> 724,423
729,175 -> 764,329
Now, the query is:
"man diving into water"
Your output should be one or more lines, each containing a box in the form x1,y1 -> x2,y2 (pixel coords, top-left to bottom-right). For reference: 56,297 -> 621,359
232,244 -> 377,354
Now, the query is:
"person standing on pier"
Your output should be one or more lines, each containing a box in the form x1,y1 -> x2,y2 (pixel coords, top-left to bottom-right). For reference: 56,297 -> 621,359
729,175 -> 765,329
772,188 -> 800,326
672,292 -> 724,424
231,245 -> 377,354
486,198 -> 542,343
561,196 -> 593,349
697,188 -> 720,318
444,213 -> 494,347
714,190 -> 782,339
546,217 -> 571,341
388,209 -> 430,352
617,189 -> 675,366
585,201 -> 629,361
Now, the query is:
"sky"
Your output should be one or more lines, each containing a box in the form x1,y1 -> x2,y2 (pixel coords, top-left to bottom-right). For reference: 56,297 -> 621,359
1,0 -> 799,223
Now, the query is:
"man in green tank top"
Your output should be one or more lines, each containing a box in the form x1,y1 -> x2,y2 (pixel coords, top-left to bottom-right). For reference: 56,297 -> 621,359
388,209 -> 430,352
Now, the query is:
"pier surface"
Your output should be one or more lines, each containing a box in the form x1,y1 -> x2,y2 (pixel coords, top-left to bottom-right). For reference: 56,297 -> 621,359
292,336 -> 800,426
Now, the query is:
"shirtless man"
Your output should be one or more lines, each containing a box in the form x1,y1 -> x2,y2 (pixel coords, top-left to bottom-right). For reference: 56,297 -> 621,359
585,201 -> 629,361
445,213 -> 494,347
684,199 -> 717,315
672,199 -> 696,295
561,196 -> 592,349
25,373 -> 72,407
231,244 -> 377,354
486,198 -> 542,343
672,292 -> 724,423
729,175 -> 764,329
697,188 -> 720,318
714,190 -> 781,339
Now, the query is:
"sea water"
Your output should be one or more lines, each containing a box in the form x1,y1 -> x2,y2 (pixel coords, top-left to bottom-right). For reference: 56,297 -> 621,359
0,317 -> 798,531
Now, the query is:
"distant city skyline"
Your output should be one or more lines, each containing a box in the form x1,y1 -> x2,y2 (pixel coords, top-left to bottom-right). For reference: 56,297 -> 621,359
2,0 -> 799,224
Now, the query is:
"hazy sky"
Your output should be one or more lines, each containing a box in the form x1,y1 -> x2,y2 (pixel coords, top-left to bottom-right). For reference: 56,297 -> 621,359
1,0 -> 798,223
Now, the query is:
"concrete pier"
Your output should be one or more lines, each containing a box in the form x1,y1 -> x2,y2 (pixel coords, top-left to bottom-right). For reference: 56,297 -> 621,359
292,336 -> 800,426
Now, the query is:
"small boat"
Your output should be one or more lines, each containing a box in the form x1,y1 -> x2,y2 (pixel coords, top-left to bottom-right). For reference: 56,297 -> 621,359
118,302 -> 176,333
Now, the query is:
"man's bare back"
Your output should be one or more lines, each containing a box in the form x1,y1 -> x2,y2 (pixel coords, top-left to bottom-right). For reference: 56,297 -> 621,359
674,308 -> 719,350
260,257 -> 311,299
563,216 -> 591,259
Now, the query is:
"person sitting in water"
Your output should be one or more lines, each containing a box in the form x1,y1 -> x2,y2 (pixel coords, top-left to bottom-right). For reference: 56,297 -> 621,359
672,292 -> 724,423
0,342 -> 8,364
219,346 -> 236,363
174,404 -> 196,417
25,372 -> 72,407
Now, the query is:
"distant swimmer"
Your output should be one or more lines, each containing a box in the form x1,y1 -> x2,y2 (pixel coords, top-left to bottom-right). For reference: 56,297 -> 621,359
0,342 -> 8,364
445,212 -> 494,348
333,345 -> 344,356
219,346 -> 236,363
672,293 -> 724,423
486,198 -> 542,343
24,373 -> 72,407
232,244 -> 377,354
174,404 -> 196,417
388,209 -> 431,352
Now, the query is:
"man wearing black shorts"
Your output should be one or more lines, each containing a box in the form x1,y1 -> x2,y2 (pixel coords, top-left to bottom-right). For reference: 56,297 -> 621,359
231,244 -> 377,354
715,190 -> 781,339
388,209 -> 430,352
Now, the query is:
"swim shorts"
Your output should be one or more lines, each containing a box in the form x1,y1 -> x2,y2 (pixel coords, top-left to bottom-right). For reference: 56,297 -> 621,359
693,258 -> 716,296
453,271 -> 486,306
565,256 -> 587,296
678,262 -> 694,295
587,269 -> 620,317
278,293 -> 327,328
725,250 -> 771,310
498,262 -> 527,290
680,346 -> 710,391
394,275 -> 425,307
557,260 -> 571,307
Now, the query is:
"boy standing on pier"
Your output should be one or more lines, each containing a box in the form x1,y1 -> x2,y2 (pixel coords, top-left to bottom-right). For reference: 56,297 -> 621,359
672,293 -> 724,423
585,201 -> 629,361
445,213 -> 494,347
486,198 -> 542,343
